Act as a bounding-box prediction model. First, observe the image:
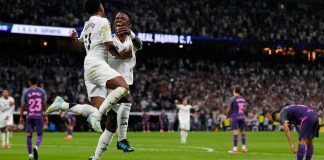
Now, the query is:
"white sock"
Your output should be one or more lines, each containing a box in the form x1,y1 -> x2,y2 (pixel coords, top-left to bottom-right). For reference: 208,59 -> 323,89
1,132 -> 5,145
180,131 -> 185,141
93,129 -> 114,160
117,103 -> 131,141
6,131 -> 10,144
68,104 -> 97,117
184,131 -> 188,141
93,87 -> 127,118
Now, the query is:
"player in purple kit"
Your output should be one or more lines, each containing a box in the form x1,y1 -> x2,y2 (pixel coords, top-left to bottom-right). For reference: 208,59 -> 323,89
226,85 -> 248,153
272,105 -> 319,160
60,112 -> 76,140
20,76 -> 48,160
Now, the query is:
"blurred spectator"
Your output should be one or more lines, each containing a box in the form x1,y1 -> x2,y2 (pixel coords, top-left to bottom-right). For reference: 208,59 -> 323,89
166,108 -> 177,132
159,109 -> 167,132
0,0 -> 323,44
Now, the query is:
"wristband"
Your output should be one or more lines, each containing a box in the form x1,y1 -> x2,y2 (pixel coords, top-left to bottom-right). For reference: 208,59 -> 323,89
130,31 -> 136,39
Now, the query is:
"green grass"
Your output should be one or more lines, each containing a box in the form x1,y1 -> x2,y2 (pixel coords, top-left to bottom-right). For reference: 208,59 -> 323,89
1,131 -> 324,160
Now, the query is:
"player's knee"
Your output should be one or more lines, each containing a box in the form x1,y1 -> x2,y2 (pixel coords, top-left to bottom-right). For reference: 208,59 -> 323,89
106,110 -> 117,133
26,133 -> 32,137
120,94 -> 133,103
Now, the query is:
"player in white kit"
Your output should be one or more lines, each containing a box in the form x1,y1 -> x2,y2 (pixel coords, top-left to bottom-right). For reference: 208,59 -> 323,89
175,99 -> 201,144
45,1 -> 142,159
0,89 -> 15,149
46,0 -> 133,132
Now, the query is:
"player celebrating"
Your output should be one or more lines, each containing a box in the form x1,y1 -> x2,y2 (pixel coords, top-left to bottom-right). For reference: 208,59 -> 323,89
226,85 -> 248,153
20,76 -> 48,160
0,89 -> 14,149
60,112 -> 76,140
272,105 -> 319,160
45,1 -> 142,159
45,0 -> 132,134
175,99 -> 201,144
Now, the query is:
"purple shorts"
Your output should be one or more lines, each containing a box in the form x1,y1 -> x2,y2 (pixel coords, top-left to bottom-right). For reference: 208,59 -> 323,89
231,117 -> 246,131
26,118 -> 44,135
298,113 -> 319,140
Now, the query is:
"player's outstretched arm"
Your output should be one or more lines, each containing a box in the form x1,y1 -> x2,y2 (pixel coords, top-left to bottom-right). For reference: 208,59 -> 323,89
192,102 -> 202,109
19,103 -> 25,124
283,122 -> 296,153
71,30 -> 85,52
174,100 -> 179,109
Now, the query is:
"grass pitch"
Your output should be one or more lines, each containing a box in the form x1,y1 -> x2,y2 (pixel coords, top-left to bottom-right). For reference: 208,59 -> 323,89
1,131 -> 324,160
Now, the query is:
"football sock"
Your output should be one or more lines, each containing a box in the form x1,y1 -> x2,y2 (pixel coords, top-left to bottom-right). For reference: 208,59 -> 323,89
180,130 -> 185,140
117,103 -> 131,141
306,144 -> 314,160
93,129 -> 114,160
68,104 -> 97,117
241,133 -> 246,145
6,131 -> 11,144
93,87 -> 127,118
297,144 -> 306,160
1,132 -> 5,145
233,135 -> 238,149
36,134 -> 42,147
184,131 -> 188,141
27,136 -> 32,154
67,129 -> 73,136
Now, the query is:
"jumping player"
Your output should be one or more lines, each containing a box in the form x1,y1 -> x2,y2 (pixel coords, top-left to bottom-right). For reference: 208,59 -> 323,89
226,85 -> 248,153
272,105 -> 319,160
20,76 -> 48,160
175,99 -> 201,144
45,1 -> 141,159
60,112 -> 76,140
0,89 -> 14,149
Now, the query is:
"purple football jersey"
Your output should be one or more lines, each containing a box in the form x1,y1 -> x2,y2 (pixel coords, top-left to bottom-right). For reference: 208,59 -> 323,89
229,96 -> 246,119
21,87 -> 47,119
279,105 -> 315,125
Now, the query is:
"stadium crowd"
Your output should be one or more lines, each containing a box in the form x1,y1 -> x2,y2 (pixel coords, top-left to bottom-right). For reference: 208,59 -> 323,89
1,49 -> 323,131
0,0 -> 323,44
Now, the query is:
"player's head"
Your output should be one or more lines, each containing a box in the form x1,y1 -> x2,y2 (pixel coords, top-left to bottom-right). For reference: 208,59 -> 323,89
83,0 -> 105,17
232,85 -> 241,95
28,76 -> 38,86
2,89 -> 9,98
114,10 -> 132,34
271,108 -> 282,122
182,99 -> 188,105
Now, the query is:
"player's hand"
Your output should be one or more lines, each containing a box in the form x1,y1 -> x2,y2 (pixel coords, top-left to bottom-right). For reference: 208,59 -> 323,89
290,144 -> 296,153
174,100 -> 179,103
71,30 -> 79,41
9,101 -> 14,106
4,115 -> 9,120
118,49 -> 132,59
44,116 -> 49,125
19,117 -> 24,124
116,26 -> 131,35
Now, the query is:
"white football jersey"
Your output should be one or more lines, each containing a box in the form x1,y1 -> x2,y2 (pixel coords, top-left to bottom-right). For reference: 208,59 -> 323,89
107,35 -> 138,85
0,97 -> 11,112
178,104 -> 192,121
79,16 -> 113,61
